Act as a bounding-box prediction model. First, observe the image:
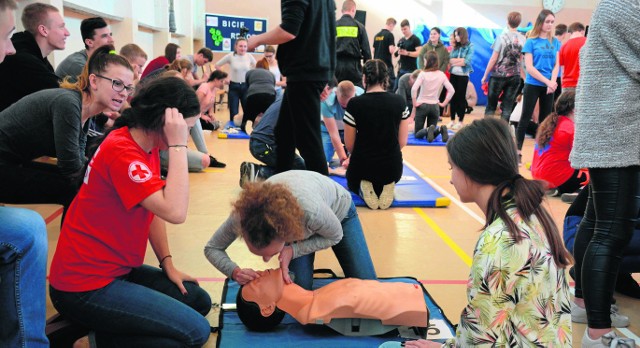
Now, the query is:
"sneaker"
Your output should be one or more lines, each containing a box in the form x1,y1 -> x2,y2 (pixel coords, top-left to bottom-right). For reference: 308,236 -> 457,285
546,188 -> 560,197
452,122 -> 463,130
378,182 -> 395,210
465,106 -> 474,114
581,329 -> 636,347
209,156 -> 226,168
415,128 -> 428,140
359,180 -> 379,209
427,125 -> 436,143
239,161 -> 256,188
440,125 -> 449,142
571,302 -> 630,328
446,121 -> 454,128
245,120 -> 253,135
561,192 -> 579,203
212,120 -> 221,131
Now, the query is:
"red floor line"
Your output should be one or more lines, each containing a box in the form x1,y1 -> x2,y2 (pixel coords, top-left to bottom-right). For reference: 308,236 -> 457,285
45,208 -> 63,225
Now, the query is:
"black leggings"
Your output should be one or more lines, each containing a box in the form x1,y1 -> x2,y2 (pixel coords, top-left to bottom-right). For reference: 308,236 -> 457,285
573,166 -> 640,328
516,83 -> 554,150
449,74 -> 469,122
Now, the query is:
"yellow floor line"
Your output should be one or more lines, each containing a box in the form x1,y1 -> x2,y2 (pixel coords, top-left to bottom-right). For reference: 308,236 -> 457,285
413,207 -> 472,267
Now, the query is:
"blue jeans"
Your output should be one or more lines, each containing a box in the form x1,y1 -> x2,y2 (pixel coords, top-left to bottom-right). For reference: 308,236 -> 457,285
50,265 -> 212,347
249,139 -> 305,179
289,202 -> 377,290
228,82 -> 248,122
0,207 -> 49,348
320,123 -> 345,163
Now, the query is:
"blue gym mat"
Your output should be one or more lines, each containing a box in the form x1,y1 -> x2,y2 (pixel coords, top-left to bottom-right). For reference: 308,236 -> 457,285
217,276 -> 457,347
217,121 -> 250,139
406,130 -> 454,146
330,164 -> 450,208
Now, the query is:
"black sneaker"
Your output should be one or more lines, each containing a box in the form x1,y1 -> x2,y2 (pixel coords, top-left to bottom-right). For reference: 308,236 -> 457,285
427,125 -> 436,143
440,125 -> 449,142
561,192 -> 579,203
465,106 -> 474,114
209,156 -> 226,168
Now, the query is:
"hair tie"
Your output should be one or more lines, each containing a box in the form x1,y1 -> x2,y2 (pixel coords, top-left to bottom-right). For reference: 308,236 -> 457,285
109,50 -> 117,55
511,174 -> 523,184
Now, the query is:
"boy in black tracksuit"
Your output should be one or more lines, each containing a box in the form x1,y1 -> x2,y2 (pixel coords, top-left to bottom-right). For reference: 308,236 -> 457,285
248,0 -> 336,176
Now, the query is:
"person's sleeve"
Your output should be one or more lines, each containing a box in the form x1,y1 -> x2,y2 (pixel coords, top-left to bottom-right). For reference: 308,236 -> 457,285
250,54 -> 257,68
457,229 -> 529,346
108,149 -> 165,210
204,215 -> 241,278
360,23 -> 372,61
440,48 -> 450,72
522,39 -> 533,54
492,35 -> 503,53
16,58 -> 60,98
290,202 -> 343,259
321,100 -> 333,119
396,77 -> 408,97
559,46 -> 565,66
216,53 -> 231,66
245,69 -> 252,85
463,43 -> 475,66
280,0 -> 309,36
343,106 -> 357,128
417,46 -> 427,69
51,94 -> 86,176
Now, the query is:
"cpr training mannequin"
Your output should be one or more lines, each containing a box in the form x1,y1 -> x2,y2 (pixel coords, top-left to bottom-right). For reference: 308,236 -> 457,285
236,268 -> 429,336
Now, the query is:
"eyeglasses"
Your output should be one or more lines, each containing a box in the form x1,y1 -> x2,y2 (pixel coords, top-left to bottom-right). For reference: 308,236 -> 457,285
94,74 -> 135,95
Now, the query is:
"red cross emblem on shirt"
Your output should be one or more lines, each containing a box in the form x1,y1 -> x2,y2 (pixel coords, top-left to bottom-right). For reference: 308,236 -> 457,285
128,161 -> 152,183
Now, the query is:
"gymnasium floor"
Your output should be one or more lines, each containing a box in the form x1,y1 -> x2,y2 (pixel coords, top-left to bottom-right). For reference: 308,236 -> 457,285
26,106 -> 638,346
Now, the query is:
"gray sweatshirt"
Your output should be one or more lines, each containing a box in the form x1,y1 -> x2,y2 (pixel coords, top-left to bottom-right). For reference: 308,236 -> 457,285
570,0 -> 640,168
0,89 -> 87,175
204,170 -> 353,278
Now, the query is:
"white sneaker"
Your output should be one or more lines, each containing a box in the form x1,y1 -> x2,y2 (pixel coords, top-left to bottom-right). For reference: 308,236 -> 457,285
571,302 -> 630,328
452,122 -> 463,130
378,182 -> 395,210
446,121 -> 454,128
359,180 -> 379,210
582,329 -> 636,348
239,162 -> 257,188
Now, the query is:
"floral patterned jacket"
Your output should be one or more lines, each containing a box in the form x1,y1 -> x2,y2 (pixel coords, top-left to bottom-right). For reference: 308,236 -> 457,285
445,206 -> 572,347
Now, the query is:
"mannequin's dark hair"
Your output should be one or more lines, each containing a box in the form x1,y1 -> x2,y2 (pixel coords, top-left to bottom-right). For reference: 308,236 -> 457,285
446,118 -> 572,268
87,76 -> 199,160
236,286 -> 285,331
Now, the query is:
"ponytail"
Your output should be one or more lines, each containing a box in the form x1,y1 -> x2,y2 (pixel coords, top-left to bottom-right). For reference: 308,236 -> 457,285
535,90 -> 575,148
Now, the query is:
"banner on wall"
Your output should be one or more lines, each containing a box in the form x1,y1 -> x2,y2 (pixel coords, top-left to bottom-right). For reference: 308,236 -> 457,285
205,13 -> 267,52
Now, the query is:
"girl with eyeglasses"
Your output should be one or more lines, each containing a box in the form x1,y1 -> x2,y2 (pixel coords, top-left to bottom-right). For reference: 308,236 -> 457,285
0,45 -> 134,221
49,75 -> 212,347
264,45 -> 286,97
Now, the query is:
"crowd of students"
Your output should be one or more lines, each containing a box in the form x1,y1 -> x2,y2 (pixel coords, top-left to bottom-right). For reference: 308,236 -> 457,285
0,0 -> 638,347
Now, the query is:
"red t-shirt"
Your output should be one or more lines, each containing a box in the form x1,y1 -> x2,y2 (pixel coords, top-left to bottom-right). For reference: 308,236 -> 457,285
140,56 -> 170,79
559,37 -> 587,88
49,127 -> 165,292
531,116 -> 575,188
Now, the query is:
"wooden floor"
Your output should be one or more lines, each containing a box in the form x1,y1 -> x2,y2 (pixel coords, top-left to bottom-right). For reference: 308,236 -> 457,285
19,106 -> 638,346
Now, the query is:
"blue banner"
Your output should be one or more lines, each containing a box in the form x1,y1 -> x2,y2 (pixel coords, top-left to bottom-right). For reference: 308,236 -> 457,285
205,14 -> 267,52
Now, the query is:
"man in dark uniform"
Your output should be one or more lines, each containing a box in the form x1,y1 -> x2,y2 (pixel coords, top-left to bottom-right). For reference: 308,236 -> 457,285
335,0 -> 370,88
393,19 -> 421,92
373,17 -> 396,91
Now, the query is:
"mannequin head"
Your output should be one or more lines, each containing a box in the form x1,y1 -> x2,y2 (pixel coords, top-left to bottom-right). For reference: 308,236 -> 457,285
237,269 -> 286,331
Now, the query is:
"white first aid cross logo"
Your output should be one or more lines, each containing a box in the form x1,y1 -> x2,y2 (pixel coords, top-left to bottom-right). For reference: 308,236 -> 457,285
128,161 -> 152,183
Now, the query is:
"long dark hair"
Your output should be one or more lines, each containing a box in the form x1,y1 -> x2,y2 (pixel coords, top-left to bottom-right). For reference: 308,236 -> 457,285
362,59 -> 389,91
87,77 -> 200,159
536,90 -> 575,148
452,27 -> 470,48
446,118 -> 572,268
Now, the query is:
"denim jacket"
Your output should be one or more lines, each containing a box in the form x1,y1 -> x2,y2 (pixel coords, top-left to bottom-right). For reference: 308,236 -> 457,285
449,43 -> 474,75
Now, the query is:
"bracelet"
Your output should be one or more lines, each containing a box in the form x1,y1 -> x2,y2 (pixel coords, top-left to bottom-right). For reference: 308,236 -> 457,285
159,254 -> 172,268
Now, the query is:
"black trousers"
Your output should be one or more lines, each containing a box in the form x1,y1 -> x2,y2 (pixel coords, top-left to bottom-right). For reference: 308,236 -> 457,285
242,93 -> 276,132
449,74 -> 469,122
275,81 -> 328,175
335,59 -> 363,88
573,166 -> 640,328
516,84 -> 554,150
0,163 -> 81,222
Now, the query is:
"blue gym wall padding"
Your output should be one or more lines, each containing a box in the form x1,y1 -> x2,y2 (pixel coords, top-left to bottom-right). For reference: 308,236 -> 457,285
331,164 -> 450,208
413,23 -> 532,106
217,121 -> 250,139
406,130 -> 454,146
218,277 -> 456,347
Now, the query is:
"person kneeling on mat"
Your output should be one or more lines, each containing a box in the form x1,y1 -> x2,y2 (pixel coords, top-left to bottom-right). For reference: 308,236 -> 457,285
205,170 -> 376,290
236,268 -> 428,335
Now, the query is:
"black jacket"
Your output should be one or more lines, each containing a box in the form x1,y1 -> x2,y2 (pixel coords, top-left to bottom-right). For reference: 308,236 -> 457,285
335,15 -> 371,61
0,32 -> 60,111
277,0 -> 336,83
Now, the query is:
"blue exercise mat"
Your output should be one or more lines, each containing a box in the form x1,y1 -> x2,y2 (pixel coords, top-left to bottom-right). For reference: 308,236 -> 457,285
330,164 -> 450,208
218,276 -> 456,347
217,121 -> 250,139
406,130 -> 454,146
